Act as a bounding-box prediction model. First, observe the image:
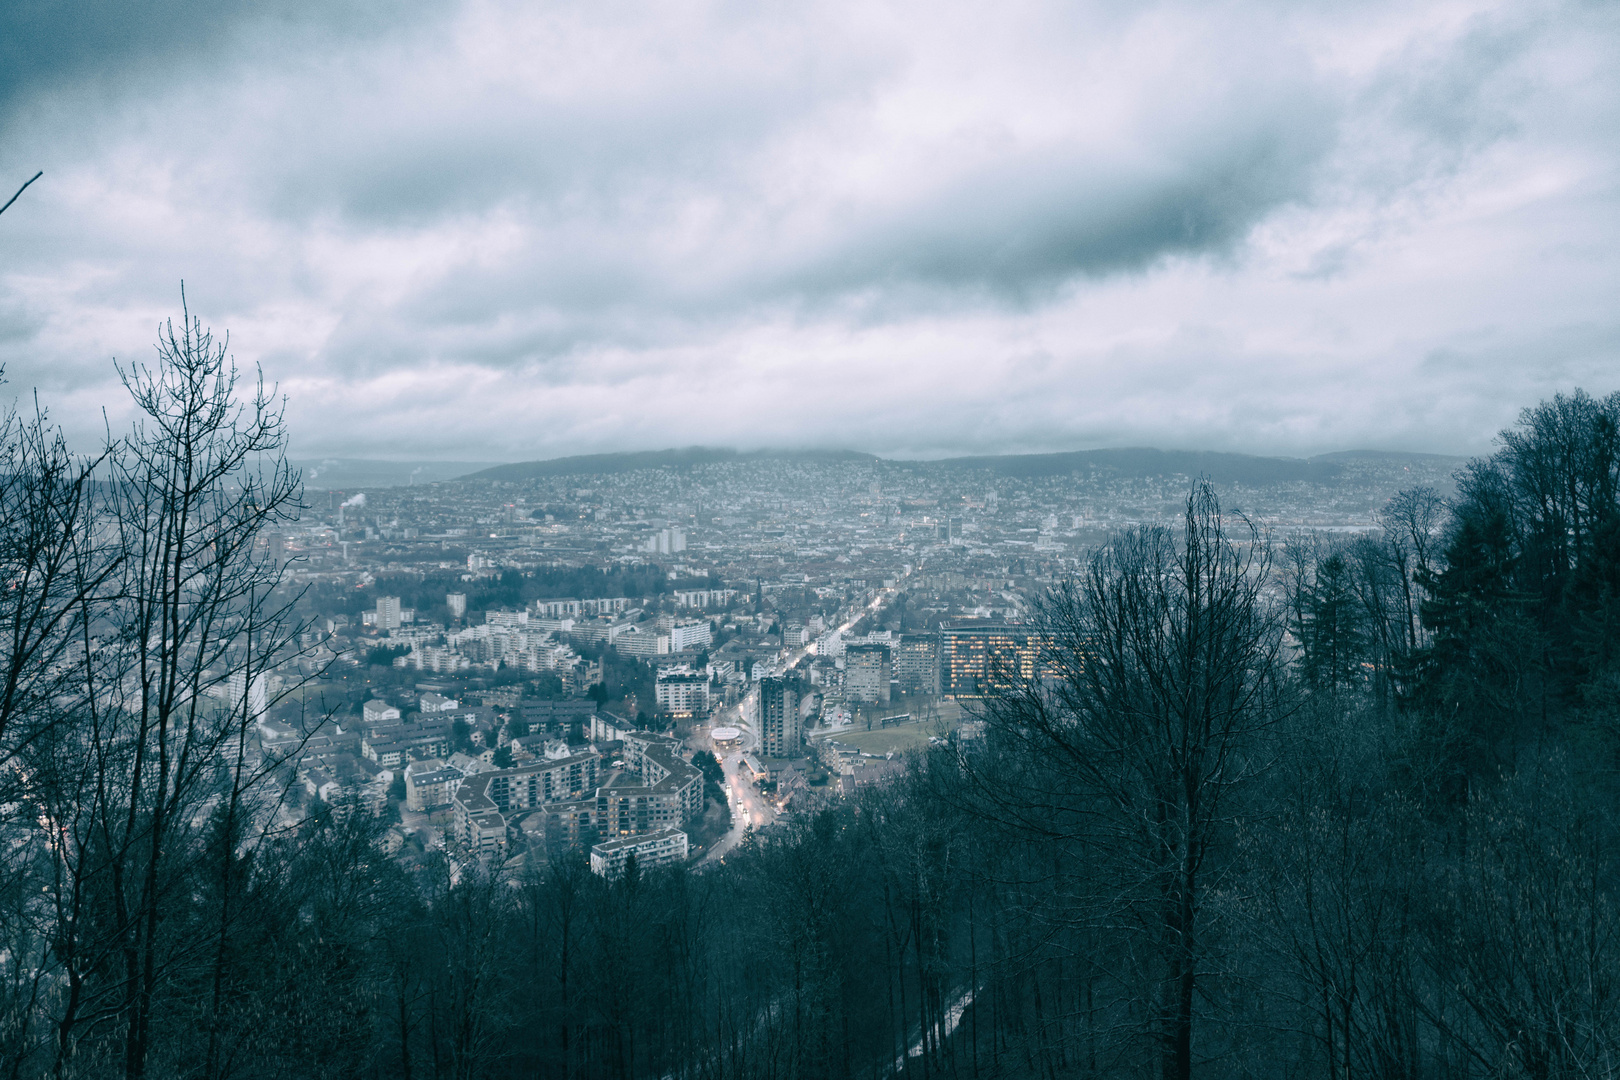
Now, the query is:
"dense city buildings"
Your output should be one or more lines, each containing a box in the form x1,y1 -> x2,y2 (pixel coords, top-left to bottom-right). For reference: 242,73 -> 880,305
233,446 -> 1458,873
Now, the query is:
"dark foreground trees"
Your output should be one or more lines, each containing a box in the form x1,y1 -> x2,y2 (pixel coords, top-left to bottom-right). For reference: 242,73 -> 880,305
949,483 -> 1284,1080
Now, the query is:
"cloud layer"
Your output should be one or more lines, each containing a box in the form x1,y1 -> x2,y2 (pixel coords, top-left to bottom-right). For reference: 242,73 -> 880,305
1,0 -> 1616,460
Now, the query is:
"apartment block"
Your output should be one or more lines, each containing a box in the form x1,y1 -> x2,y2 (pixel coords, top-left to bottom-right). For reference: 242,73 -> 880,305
404,759 -> 461,811
937,622 -> 1040,697
618,732 -> 704,824
844,642 -> 892,704
759,677 -> 803,757
894,634 -> 940,694
452,750 -> 602,850
655,665 -> 709,717
590,826 -> 689,877
362,719 -> 453,767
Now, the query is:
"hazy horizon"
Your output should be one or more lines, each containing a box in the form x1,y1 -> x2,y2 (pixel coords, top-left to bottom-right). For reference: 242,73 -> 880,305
289,441 -> 1474,470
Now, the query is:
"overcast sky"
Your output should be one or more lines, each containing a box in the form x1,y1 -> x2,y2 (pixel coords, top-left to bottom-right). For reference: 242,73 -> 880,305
1,0 -> 1616,462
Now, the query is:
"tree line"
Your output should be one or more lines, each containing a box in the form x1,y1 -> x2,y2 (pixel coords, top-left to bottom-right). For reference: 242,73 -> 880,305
0,304 -> 1616,1078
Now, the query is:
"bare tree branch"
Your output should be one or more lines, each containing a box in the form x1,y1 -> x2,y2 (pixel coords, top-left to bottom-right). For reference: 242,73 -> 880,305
0,172 -> 42,219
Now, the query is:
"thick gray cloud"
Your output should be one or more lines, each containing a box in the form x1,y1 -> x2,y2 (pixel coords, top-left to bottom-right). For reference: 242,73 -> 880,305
0,0 -> 1616,461
0,0 -> 445,113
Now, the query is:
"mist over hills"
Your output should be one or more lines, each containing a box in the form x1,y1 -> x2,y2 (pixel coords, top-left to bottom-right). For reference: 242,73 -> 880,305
458,446 -> 1467,488
293,458 -> 504,490
925,448 -> 1342,483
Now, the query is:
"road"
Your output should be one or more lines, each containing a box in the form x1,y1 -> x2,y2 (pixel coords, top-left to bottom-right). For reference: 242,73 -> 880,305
700,751 -> 766,863
694,586 -> 896,866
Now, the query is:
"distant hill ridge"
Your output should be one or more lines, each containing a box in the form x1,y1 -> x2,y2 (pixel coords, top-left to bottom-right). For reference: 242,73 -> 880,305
466,447 -> 877,482
462,446 -> 1466,486
930,448 -> 1338,483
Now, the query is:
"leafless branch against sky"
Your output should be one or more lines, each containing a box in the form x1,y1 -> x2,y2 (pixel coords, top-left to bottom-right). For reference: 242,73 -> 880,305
0,172 -> 41,218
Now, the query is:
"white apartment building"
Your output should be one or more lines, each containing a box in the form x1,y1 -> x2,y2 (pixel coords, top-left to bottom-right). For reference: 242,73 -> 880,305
590,826 -> 689,877
844,643 -> 892,704
225,670 -> 267,720
533,617 -> 576,633
404,646 -> 472,674
643,528 -> 686,555
669,619 -> 712,652
814,630 -> 844,658
614,627 -> 671,658
655,665 -> 709,717
362,699 -> 401,724
673,588 -> 736,609
404,759 -> 461,811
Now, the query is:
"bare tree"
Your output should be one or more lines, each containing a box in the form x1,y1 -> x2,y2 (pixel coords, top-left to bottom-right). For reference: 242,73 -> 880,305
970,480 -> 1286,1080
0,398 -> 114,778
0,397 -> 118,1078
1377,486 -> 1445,661
19,299 -> 319,1080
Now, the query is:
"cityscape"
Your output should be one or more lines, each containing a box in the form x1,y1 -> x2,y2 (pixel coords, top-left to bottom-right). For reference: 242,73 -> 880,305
265,446 -> 1462,877
1,0 -> 1617,1075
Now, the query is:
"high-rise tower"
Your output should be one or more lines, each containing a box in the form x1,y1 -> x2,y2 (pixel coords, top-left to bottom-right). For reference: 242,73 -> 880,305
759,676 -> 802,757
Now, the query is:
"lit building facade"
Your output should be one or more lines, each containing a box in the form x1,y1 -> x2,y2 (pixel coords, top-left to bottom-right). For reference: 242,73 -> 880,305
937,622 -> 1040,697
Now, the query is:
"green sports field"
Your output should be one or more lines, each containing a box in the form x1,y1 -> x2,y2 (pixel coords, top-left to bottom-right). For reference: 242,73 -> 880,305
827,722 -> 942,756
